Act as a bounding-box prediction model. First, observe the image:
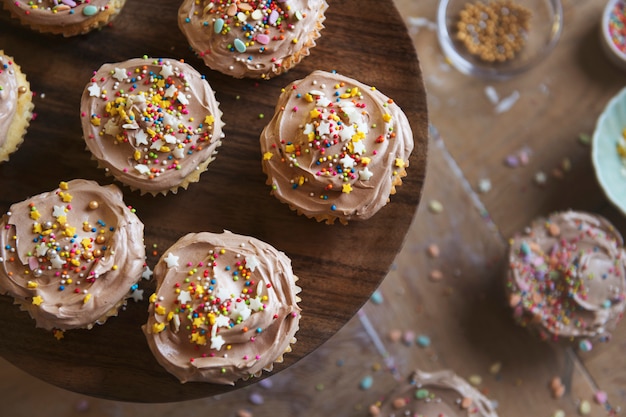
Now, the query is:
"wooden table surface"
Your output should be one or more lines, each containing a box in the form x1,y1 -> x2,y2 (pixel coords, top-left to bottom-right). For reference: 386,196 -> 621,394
2,0 -> 626,415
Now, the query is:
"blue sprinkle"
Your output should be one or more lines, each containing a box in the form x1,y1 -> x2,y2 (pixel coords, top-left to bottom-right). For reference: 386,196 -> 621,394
416,335 -> 431,348
370,290 -> 383,305
359,375 -> 373,390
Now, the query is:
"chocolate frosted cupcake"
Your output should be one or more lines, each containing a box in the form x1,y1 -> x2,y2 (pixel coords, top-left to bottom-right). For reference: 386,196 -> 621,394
178,0 -> 328,79
143,231 -> 301,385
80,57 -> 225,196
506,210 -> 626,346
368,369 -> 499,417
2,0 -> 127,37
0,180 -> 146,331
260,70 -> 414,224
0,50 -> 34,163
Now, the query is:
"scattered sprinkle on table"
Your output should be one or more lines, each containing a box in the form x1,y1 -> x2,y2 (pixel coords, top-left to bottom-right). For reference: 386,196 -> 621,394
428,199 -> 444,214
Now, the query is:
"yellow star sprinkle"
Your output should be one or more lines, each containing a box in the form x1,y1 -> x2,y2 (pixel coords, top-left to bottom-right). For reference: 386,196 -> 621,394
27,281 -> 38,289
263,152 -> 274,161
205,114 -> 215,125
83,293 -> 92,304
32,223 -> 42,234
59,181 -> 69,190
342,183 -> 353,194
32,295 -> 43,306
395,158 -> 405,168
382,113 -> 392,122
30,210 -> 40,221
152,322 -> 166,334
53,329 -> 64,341
155,305 -> 167,315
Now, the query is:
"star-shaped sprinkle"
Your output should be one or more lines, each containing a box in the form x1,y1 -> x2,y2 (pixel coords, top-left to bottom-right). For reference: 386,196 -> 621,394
142,266 -> 152,280
160,64 -> 174,78
50,255 -> 66,269
352,140 -> 366,155
52,205 -> 66,218
130,289 -> 144,302
177,290 -> 191,305
359,167 -> 374,181
214,315 -> 231,328
317,121 -> 331,136
342,183 -> 353,194
87,83 -> 101,97
32,295 -> 43,306
104,118 -> 121,136
112,67 -> 128,82
53,329 -> 64,340
339,125 -> 355,142
245,255 -> 260,272
135,164 -> 150,175
340,155 -> 356,168
263,151 -> 274,161
135,130 -> 149,146
395,158 -> 405,168
164,252 -> 179,268
249,297 -> 264,311
211,335 -> 225,351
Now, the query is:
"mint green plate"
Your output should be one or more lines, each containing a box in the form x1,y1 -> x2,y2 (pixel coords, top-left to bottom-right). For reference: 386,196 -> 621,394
592,87 -> 626,216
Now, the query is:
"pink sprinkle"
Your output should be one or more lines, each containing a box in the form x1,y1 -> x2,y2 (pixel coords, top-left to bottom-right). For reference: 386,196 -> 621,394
292,106 -> 298,112
594,390 -> 608,404
256,34 -> 270,45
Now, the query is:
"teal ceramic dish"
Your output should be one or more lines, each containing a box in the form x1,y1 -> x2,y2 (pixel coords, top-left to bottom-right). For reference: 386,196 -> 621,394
592,87 -> 626,216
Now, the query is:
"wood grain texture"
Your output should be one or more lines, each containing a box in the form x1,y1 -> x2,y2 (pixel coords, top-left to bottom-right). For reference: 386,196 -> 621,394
0,0 -> 428,402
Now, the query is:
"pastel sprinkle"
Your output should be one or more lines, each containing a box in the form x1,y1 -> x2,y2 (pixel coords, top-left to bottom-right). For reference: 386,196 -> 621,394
370,290 -> 383,304
234,39 -> 247,53
579,399 -> 591,415
416,334 -> 431,347
359,375 -> 373,390
82,5 -> 98,16
214,18 -> 224,33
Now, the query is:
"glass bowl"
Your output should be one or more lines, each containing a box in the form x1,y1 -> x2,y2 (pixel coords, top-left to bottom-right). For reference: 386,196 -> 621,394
437,0 -> 563,80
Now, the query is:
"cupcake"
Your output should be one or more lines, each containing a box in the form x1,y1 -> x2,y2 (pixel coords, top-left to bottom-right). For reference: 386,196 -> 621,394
368,369 -> 499,417
259,70 -> 414,224
143,230 -> 301,385
0,179 -> 146,331
506,210 -> 626,347
80,57 -> 225,196
0,50 -> 33,163
2,0 -> 127,37
178,0 -> 328,79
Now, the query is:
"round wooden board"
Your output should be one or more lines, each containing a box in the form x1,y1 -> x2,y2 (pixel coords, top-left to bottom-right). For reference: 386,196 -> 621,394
0,0 -> 428,402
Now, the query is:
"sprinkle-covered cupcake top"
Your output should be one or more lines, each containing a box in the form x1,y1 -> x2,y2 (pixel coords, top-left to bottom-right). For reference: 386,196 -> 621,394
0,179 -> 145,331
143,231 -> 301,385
178,0 -> 328,78
368,369 -> 499,417
80,57 -> 224,195
507,210 -> 626,346
260,70 -> 414,223
4,0 -> 117,24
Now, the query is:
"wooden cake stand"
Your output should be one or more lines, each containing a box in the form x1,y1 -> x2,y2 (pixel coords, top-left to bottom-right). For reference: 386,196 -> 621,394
0,0 -> 428,402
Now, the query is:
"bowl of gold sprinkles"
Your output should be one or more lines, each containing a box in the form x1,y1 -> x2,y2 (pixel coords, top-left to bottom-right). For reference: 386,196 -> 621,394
437,0 -> 563,79
592,87 -> 626,217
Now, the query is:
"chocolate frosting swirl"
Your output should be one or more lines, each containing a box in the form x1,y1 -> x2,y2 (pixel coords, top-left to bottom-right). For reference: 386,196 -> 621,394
507,210 -> 626,343
80,57 -> 224,195
143,231 -> 301,385
178,0 -> 328,79
260,70 -> 414,223
3,0 -> 125,32
0,179 -> 146,331
369,370 -> 499,417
